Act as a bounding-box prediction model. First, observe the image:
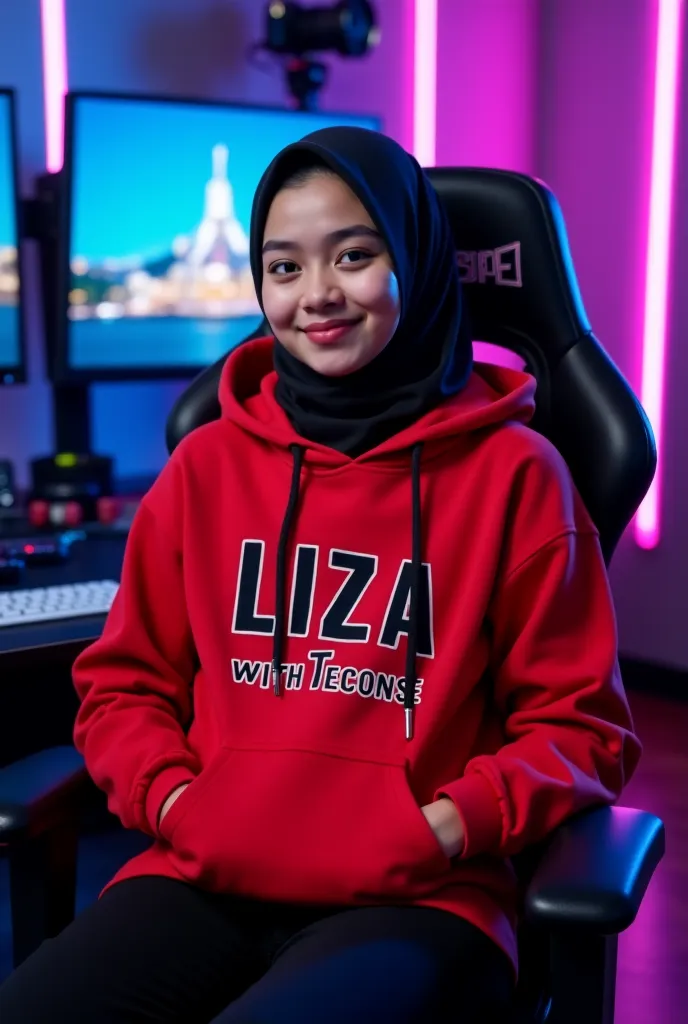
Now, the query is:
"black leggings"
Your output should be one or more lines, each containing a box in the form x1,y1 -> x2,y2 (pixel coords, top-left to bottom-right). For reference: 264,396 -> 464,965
0,877 -> 513,1023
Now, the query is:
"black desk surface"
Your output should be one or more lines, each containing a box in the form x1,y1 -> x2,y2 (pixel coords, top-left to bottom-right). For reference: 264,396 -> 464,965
0,534 -> 126,665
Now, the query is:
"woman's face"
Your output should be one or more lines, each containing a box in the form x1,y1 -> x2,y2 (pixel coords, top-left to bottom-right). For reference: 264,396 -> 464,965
261,172 -> 400,377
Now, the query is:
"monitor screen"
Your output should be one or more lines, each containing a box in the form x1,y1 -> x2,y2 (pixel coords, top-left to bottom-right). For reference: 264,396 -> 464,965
59,93 -> 381,381
0,89 -> 25,383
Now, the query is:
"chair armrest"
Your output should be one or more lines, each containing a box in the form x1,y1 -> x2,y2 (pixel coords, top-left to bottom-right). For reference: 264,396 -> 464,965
524,805 -> 665,934
0,746 -> 89,842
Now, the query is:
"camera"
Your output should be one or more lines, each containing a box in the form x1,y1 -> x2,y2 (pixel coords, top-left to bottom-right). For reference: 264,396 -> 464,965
262,1 -> 379,110
265,1 -> 378,58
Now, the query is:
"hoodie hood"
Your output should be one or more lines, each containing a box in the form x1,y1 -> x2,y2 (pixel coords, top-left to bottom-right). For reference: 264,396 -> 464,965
220,337 -> 536,466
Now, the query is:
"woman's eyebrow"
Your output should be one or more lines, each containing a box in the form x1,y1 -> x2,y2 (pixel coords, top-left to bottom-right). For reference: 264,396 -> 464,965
262,225 -> 381,254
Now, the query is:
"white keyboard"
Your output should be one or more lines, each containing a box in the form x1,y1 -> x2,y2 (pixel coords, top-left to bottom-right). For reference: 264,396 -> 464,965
0,580 -> 119,627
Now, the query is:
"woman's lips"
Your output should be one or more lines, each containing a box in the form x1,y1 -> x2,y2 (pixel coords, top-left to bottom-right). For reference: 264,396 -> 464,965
301,319 -> 362,345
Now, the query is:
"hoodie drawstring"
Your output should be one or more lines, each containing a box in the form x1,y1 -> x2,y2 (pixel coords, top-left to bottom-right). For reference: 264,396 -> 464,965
272,444 -> 304,696
404,443 -> 424,741
272,442 -> 424,742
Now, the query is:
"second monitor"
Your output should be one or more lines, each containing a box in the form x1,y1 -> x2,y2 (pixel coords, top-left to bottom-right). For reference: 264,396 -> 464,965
0,88 -> 26,385
54,92 -> 380,382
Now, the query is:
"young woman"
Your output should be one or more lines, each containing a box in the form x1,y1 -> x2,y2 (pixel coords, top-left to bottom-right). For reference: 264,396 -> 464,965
0,127 -> 641,1023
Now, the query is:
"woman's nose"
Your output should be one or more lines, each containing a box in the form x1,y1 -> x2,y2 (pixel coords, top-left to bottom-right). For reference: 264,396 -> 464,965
301,268 -> 345,311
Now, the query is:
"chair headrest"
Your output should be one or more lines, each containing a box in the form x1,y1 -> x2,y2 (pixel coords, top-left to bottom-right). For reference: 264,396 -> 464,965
425,168 -> 589,370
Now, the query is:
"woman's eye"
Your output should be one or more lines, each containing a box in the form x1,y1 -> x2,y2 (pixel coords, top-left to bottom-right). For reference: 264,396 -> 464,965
338,249 -> 371,265
269,260 -> 299,275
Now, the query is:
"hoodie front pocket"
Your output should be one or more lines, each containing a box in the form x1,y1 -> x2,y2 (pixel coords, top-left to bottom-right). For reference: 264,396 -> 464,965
158,749 -> 232,844
161,746 -> 451,904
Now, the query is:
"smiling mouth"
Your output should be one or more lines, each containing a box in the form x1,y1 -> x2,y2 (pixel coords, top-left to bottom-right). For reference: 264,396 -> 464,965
300,319 -> 363,345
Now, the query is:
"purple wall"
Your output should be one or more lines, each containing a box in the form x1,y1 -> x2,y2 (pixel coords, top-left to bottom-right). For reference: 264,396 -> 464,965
535,1 -> 688,670
437,0 -> 688,671
436,0 -> 540,173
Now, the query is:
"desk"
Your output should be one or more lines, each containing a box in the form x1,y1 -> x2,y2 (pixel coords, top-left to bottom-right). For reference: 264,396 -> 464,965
0,534 -> 127,669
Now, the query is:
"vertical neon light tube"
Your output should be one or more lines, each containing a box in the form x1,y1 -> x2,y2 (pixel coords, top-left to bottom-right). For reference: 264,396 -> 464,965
413,0 -> 438,167
635,0 -> 685,549
40,0 -> 68,172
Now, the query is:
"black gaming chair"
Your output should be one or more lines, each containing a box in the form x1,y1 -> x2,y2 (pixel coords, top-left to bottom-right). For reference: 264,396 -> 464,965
0,170 -> 664,1024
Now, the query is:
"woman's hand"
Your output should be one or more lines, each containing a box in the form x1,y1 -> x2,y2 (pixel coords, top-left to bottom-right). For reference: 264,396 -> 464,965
158,784 -> 189,828
421,797 -> 465,859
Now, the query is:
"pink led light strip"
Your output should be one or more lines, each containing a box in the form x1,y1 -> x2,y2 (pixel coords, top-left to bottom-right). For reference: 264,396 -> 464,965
413,0 -> 437,167
40,0 -> 68,173
635,0 -> 685,548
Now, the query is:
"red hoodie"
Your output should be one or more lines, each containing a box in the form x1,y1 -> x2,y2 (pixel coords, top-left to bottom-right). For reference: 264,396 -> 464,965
72,337 -> 640,973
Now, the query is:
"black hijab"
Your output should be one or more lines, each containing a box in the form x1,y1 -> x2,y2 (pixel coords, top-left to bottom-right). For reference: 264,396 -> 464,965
250,126 -> 472,457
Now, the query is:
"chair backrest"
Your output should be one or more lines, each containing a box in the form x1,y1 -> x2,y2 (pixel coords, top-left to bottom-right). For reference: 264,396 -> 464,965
166,168 -> 656,562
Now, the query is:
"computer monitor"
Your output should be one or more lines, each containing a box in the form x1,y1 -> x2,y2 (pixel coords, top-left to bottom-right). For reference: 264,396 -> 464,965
0,88 -> 26,384
54,92 -> 381,383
